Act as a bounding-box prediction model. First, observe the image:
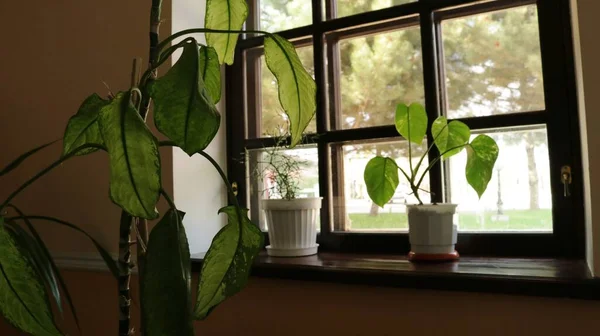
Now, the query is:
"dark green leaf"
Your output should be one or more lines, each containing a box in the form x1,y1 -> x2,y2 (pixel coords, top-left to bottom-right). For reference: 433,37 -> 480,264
194,206 -> 263,320
264,34 -> 317,147
431,116 -> 470,158
199,46 -> 221,104
63,94 -> 109,156
466,134 -> 499,198
364,156 -> 400,207
395,103 -> 427,145
150,42 -> 221,156
205,0 -> 248,64
6,205 -> 81,331
11,215 -> 119,280
142,209 -> 194,336
0,219 -> 62,336
98,91 -> 161,219
0,139 -> 60,177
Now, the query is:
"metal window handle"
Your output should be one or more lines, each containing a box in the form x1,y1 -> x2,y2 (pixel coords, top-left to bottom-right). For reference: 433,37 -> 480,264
561,166 -> 572,197
232,182 -> 239,196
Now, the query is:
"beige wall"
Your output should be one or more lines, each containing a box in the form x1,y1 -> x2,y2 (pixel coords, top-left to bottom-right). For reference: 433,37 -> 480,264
1,0 -> 600,335
0,0 -> 172,254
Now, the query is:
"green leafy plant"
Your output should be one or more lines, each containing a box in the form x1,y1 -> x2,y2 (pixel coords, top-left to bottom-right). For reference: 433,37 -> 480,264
0,0 -> 315,335
251,135 -> 308,200
364,102 -> 499,206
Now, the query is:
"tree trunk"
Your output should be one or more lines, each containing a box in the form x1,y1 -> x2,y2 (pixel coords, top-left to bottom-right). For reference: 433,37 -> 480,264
525,141 -> 539,210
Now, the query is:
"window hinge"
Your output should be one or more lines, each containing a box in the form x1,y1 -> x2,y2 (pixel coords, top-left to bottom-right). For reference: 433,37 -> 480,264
561,165 -> 572,197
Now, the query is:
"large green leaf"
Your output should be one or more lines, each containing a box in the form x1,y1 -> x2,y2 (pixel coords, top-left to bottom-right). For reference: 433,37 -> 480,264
63,93 -> 109,156
264,34 -> 317,147
194,206 -> 263,320
98,91 -> 161,219
364,156 -> 399,207
150,42 -> 221,156
395,103 -> 427,145
0,220 -> 62,336
466,134 -> 499,198
199,46 -> 221,104
205,0 -> 248,65
142,209 -> 194,336
431,116 -> 470,158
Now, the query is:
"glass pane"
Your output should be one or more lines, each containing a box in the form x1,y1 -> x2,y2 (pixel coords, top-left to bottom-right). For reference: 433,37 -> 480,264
259,45 -> 317,137
260,0 -> 312,32
247,145 -> 319,231
331,139 -> 430,231
446,126 -> 552,232
331,0 -> 417,19
441,5 -> 545,118
336,27 -> 424,130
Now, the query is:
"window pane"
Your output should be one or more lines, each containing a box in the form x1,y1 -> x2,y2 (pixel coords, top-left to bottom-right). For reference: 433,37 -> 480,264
247,146 -> 319,231
331,0 -> 416,19
335,27 -> 424,130
260,0 -> 312,32
259,45 -> 317,137
441,5 -> 545,118
331,139 -> 430,231
446,126 -> 552,232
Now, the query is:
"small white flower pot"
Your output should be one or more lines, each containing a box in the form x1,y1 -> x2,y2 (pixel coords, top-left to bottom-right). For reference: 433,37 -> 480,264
407,204 -> 459,261
262,197 -> 322,257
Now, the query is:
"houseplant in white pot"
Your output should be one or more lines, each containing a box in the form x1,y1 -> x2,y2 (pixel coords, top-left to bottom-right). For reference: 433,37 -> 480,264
364,102 -> 499,261
254,138 -> 321,257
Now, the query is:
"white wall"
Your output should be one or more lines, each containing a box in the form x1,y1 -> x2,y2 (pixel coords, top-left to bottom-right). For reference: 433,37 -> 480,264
172,0 -> 227,254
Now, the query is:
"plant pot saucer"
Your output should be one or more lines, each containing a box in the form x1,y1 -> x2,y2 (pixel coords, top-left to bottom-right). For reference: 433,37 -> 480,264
408,250 -> 459,262
266,245 -> 319,257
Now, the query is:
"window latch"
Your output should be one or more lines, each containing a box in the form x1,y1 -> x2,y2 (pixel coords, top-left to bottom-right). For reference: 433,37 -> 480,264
232,182 -> 239,196
561,165 -> 572,197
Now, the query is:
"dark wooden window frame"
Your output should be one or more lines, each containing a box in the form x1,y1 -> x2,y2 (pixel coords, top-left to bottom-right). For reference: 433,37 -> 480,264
226,0 -> 585,258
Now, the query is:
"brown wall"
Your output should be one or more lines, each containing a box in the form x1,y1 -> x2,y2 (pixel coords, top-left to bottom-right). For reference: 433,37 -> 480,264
1,0 -> 600,335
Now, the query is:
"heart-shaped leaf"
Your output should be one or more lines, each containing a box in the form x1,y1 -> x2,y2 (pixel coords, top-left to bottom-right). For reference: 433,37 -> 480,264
199,46 -> 221,104
264,34 -> 317,147
0,219 -> 62,336
150,41 -> 221,156
63,93 -> 109,156
98,91 -> 161,219
364,156 -> 399,207
194,206 -> 263,320
431,116 -> 470,158
466,134 -> 499,198
142,209 -> 194,336
395,103 -> 427,145
205,0 -> 248,64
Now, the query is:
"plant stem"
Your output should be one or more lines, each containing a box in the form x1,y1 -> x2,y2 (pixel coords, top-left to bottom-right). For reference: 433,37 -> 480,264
156,28 -> 273,52
118,212 -> 134,336
414,143 -> 470,197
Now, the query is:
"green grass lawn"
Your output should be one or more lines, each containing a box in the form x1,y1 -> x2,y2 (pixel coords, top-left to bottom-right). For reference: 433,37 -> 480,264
348,209 -> 552,231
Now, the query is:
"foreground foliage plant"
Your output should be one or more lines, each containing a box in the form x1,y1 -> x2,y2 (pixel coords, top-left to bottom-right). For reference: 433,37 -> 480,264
364,102 -> 499,206
0,0 -> 316,334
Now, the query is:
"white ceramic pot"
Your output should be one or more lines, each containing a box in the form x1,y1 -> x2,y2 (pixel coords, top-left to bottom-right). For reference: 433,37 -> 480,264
262,197 -> 322,257
407,204 -> 458,257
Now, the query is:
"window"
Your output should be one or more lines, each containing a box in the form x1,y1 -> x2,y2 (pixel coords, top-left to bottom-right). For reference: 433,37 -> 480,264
227,0 -> 584,258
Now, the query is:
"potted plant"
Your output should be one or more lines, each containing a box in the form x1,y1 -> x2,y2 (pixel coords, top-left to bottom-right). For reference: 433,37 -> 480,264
0,0 -> 316,334
364,102 -> 499,261
253,137 -> 321,257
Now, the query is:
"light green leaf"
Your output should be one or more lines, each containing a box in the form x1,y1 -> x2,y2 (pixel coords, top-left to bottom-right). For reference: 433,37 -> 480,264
195,206 -> 263,320
98,91 -> 161,219
264,34 -> 317,147
205,0 -> 248,65
199,46 -> 221,104
0,220 -> 62,336
466,134 -> 499,198
63,93 -> 108,156
395,103 -> 427,145
364,156 -> 399,207
431,116 -> 470,158
150,42 -> 221,156
142,209 -> 194,336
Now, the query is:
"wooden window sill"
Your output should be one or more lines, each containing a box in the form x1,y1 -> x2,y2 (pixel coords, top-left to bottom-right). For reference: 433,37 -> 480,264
192,252 -> 600,300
